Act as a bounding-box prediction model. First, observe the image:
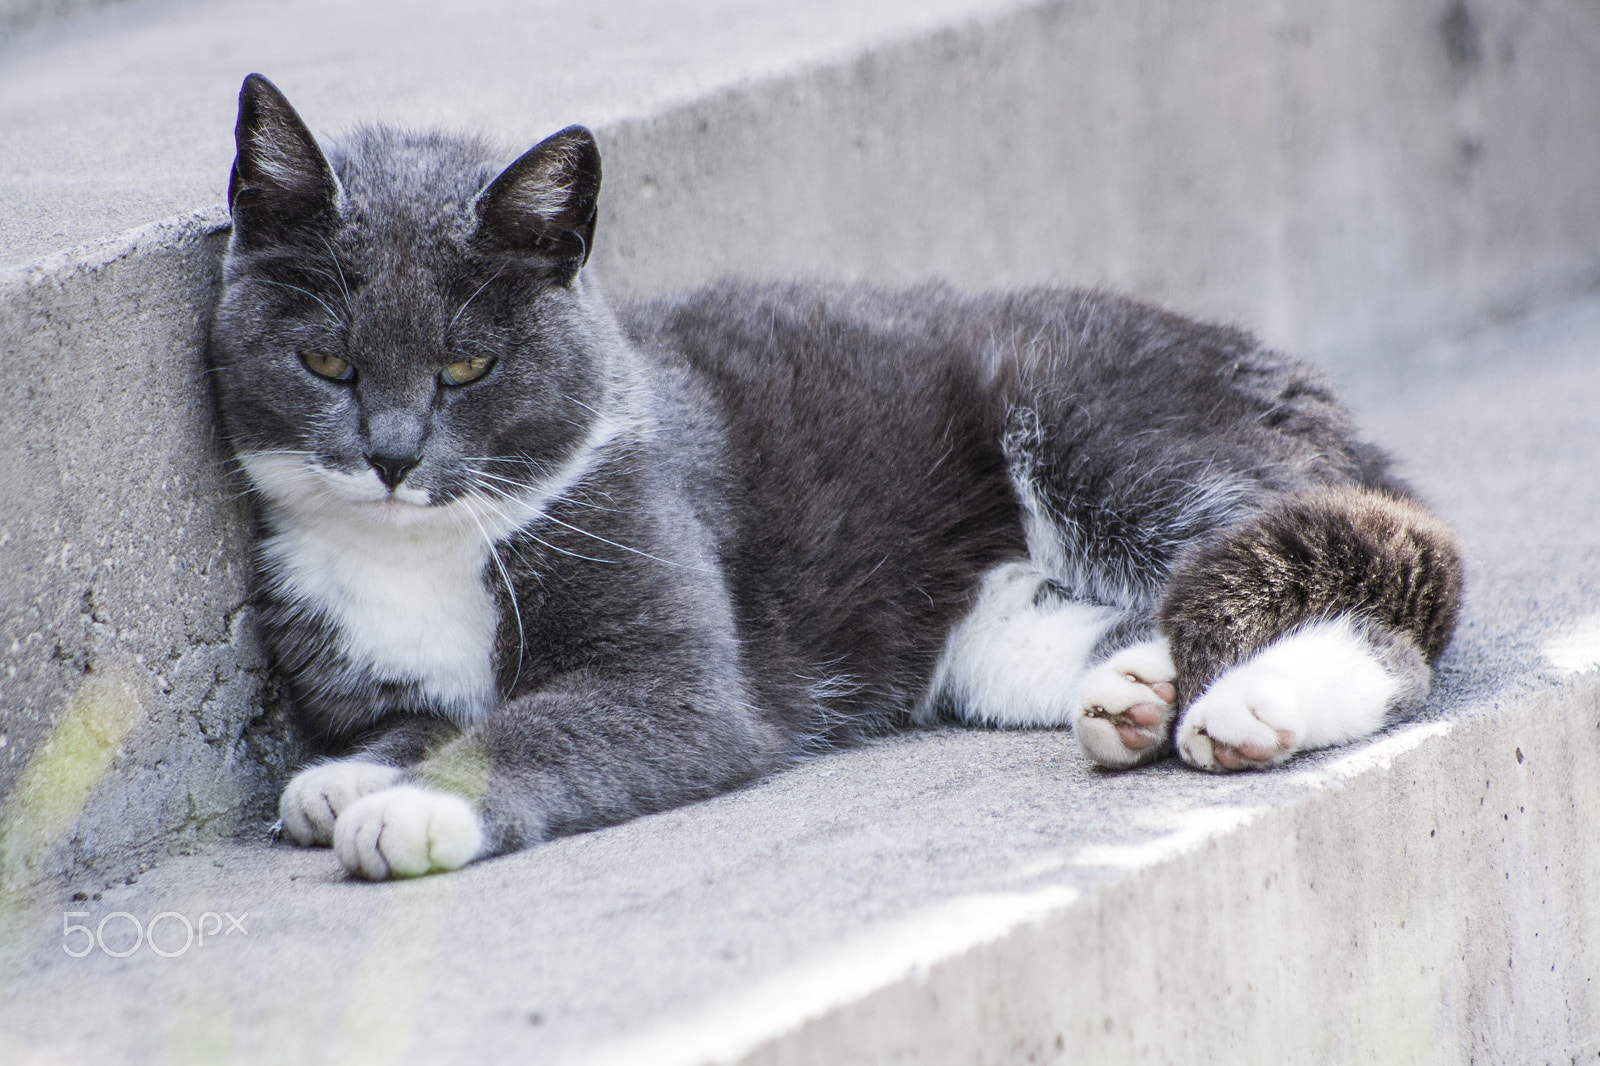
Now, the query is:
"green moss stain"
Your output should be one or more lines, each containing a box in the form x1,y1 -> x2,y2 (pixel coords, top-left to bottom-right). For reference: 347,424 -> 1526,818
414,734 -> 492,809
0,665 -> 145,888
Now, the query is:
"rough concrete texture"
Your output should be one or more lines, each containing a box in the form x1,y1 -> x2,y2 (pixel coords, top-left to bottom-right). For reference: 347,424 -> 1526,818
0,296 -> 1596,1065
2,0 -> 1599,350
0,211 -> 299,894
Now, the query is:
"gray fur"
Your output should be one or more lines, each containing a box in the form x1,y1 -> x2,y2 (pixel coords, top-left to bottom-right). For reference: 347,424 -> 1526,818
207,75 -> 1462,862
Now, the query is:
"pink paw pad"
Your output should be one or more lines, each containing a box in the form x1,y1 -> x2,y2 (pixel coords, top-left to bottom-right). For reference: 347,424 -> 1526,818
1075,642 -> 1181,769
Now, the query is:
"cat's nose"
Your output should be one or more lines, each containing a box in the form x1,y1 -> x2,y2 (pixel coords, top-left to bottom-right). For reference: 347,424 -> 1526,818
367,453 -> 421,491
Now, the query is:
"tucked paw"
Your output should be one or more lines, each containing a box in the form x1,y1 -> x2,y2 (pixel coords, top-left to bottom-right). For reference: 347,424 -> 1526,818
1177,676 -> 1300,772
279,761 -> 402,846
1073,640 -> 1178,769
332,786 -> 484,880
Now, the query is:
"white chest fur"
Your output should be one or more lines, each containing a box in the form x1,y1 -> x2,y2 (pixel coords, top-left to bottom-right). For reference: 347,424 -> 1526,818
240,453 -> 513,724
239,414 -> 630,726
258,508 -> 501,722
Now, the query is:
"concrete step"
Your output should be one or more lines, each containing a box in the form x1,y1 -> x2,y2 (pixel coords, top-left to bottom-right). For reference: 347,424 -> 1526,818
5,0 -> 1600,340
0,0 -> 121,43
0,0 -> 1019,271
2,294 -> 1599,1061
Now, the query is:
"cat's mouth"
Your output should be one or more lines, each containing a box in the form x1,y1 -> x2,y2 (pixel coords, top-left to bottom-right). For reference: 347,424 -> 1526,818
349,481 -> 435,522
363,493 -> 428,512
243,453 -> 440,519
316,467 -> 431,509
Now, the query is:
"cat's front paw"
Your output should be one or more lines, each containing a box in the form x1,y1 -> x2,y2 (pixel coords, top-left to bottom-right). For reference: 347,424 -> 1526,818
280,761 -> 402,846
1176,673 -> 1300,772
332,786 -> 484,880
1072,640 -> 1178,769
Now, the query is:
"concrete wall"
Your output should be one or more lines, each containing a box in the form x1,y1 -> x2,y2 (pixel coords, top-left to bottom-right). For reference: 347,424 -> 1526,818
0,215 -> 296,895
749,678 -> 1600,1063
3,0 -> 1600,894
594,0 -> 1600,359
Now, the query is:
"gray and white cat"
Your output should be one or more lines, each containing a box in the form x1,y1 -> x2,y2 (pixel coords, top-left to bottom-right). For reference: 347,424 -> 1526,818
207,75 -> 1463,880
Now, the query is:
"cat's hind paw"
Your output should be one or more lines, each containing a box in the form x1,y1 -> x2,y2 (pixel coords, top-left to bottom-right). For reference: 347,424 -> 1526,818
279,761 -> 402,847
1173,619 -> 1414,772
333,786 -> 484,880
1176,675 -> 1299,772
1072,639 -> 1178,769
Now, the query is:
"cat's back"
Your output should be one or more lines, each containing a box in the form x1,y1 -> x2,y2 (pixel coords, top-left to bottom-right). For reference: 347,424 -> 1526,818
616,282 -> 1033,732
621,280 -> 992,410
618,280 -> 1025,535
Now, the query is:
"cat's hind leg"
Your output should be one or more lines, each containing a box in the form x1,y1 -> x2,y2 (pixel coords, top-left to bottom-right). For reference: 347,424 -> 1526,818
928,560 -> 1182,769
921,560 -> 1120,729
1161,487 -> 1463,772
1175,616 -> 1429,770
1073,638 -> 1179,769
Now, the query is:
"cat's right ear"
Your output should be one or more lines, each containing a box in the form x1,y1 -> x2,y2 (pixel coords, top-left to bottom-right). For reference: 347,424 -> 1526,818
228,74 -> 340,246
473,126 -> 601,280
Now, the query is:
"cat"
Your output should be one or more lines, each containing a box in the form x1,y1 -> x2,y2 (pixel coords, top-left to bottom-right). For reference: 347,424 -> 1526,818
207,74 -> 1463,881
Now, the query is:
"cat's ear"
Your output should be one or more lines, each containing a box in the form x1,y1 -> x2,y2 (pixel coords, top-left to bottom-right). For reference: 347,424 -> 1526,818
228,74 -> 340,245
473,126 -> 601,278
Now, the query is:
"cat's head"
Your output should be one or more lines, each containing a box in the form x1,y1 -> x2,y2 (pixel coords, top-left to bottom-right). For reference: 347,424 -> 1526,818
208,74 -> 623,534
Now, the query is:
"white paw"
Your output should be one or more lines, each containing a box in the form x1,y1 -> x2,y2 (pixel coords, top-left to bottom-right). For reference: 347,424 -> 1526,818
332,785 -> 484,880
1176,673 -> 1300,772
1175,619 -> 1402,772
279,761 -> 402,846
1072,639 -> 1178,769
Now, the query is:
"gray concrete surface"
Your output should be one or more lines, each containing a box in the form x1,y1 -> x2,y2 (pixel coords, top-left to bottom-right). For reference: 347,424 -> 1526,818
5,0 -> 1600,352
0,0 -> 127,43
1,295 -> 1597,1065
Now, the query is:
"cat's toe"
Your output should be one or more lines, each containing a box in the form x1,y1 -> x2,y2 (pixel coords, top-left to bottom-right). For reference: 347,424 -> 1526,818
1073,640 -> 1178,769
332,786 -> 484,880
279,761 -> 402,847
1176,680 -> 1300,773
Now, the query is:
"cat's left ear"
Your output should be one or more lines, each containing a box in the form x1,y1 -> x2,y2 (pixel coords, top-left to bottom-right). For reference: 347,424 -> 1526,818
474,126 -> 601,279
228,74 -> 342,247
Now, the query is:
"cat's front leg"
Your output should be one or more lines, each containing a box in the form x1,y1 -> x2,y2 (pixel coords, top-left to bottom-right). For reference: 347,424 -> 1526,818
332,786 -> 485,878
279,760 -> 402,846
324,721 -> 493,878
324,669 -> 774,880
278,716 -> 460,849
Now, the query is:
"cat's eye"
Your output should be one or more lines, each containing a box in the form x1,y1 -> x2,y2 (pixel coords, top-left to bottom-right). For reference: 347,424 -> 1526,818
442,356 -> 495,386
301,351 -> 354,382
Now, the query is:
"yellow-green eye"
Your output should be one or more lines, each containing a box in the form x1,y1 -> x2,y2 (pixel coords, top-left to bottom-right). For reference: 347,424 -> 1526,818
301,351 -> 353,381
442,356 -> 494,386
